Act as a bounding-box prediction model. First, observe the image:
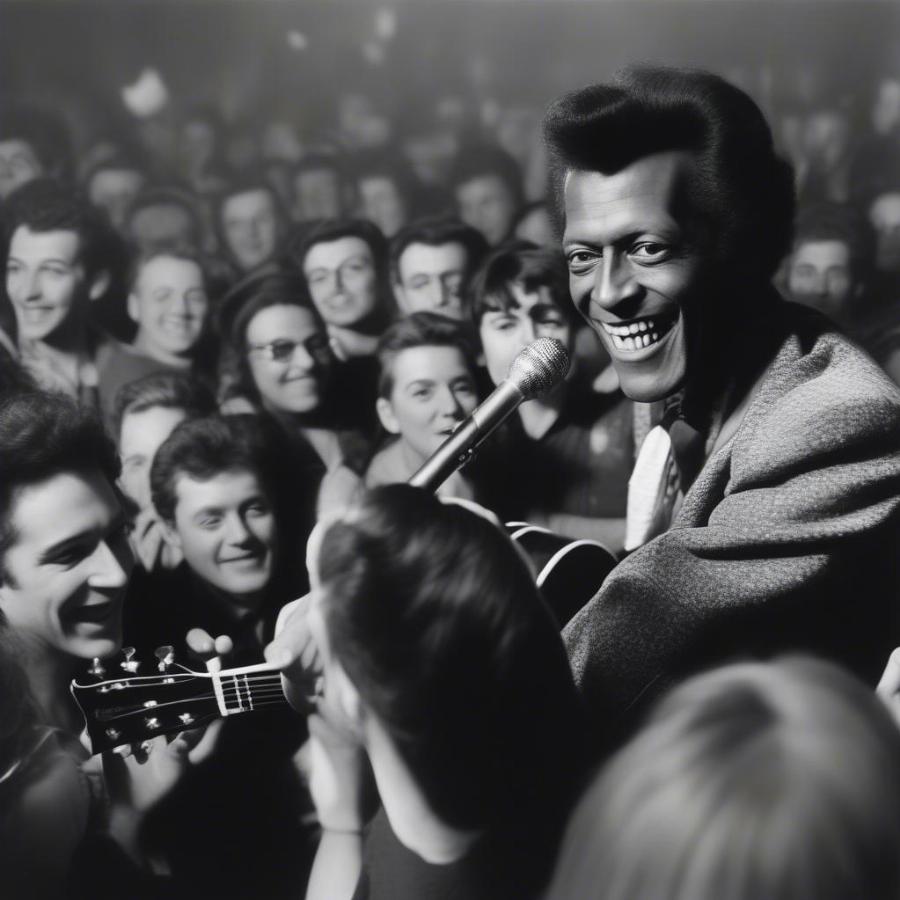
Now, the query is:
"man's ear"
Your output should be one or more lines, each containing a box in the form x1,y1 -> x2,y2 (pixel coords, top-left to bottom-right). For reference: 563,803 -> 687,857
376,397 -> 401,435
126,291 -> 141,324
158,518 -> 183,550
88,269 -> 111,302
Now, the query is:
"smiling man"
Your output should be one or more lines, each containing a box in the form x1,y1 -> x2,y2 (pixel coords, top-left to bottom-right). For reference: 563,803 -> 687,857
543,67 -> 900,734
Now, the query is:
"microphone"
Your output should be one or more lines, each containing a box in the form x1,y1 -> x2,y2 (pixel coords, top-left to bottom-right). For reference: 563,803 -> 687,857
408,337 -> 570,493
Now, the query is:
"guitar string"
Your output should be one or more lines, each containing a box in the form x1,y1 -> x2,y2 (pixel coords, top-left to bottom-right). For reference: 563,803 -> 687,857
96,688 -> 290,719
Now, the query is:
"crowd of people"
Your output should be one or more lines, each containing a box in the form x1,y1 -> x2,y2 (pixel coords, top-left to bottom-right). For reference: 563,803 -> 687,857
1,57 -> 900,900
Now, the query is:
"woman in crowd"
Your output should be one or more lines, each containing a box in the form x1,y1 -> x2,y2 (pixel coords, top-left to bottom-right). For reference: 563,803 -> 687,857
270,485 -> 590,900
546,657 -> 900,900
224,270 -> 370,516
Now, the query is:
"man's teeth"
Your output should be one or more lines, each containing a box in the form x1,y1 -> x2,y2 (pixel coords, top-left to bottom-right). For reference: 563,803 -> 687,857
602,317 -> 667,352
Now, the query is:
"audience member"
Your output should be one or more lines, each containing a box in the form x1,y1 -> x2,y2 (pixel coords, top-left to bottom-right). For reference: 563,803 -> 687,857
450,143 -> 524,246
124,185 -> 207,255
289,151 -> 349,224
469,241 -> 633,549
3,178 -> 116,405
83,152 -> 148,233
114,372 -> 218,571
368,312 -> 480,498
270,485 -> 589,900
290,218 -> 395,361
546,657 -> 900,900
0,105 -> 71,200
214,176 -> 285,275
350,149 -> 412,238
389,217 -> 487,319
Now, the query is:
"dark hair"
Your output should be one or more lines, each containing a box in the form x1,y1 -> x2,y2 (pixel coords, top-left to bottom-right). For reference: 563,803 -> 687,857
291,150 -> 346,183
317,485 -> 586,836
449,142 -> 524,209
388,216 -> 488,284
150,414 -> 273,524
350,147 -> 413,199
125,244 -> 226,298
0,104 -> 73,178
286,216 -> 389,284
791,202 -> 874,281
219,270 -> 330,405
0,391 -> 119,579
124,185 -> 205,251
83,151 -> 147,193
112,371 -> 217,442
213,175 -> 287,268
546,657 -> 900,900
543,66 -> 795,282
375,311 -> 478,398
466,240 -> 577,328
3,177 -> 116,281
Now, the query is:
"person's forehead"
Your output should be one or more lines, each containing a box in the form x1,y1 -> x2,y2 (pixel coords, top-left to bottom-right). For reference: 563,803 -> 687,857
296,168 -> 339,190
247,303 -> 319,342
9,226 -> 82,264
120,406 -> 187,456
173,469 -> 266,513
792,240 -> 851,267
132,204 -> 192,232
223,189 -> 273,218
457,173 -> 510,199
136,254 -> 204,291
0,138 -> 40,162
562,151 -> 690,245
870,193 -> 900,227
9,469 -> 120,551
392,344 -> 469,386
304,236 -> 372,268
90,168 -> 144,192
399,241 -> 467,275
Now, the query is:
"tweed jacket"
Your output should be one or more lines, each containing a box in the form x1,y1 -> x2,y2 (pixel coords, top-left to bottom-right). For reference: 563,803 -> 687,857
564,302 -> 900,731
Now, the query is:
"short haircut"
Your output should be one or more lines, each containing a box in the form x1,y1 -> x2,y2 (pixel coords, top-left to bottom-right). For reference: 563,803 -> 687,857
220,270 -> 329,402
792,202 -> 874,279
546,657 -> 900,900
126,244 -> 220,295
316,485 -> 586,837
113,371 -> 217,443
124,185 -> 205,250
0,391 -> 120,579
0,104 -> 72,176
388,216 -> 489,284
3,177 -> 116,281
150,414 -> 273,524
375,311 -> 478,398
286,216 -> 388,283
349,147 -> 413,197
543,66 -> 795,283
214,174 -> 285,228
291,150 -> 346,182
83,150 -> 147,191
449,142 -> 524,208
466,240 -> 577,328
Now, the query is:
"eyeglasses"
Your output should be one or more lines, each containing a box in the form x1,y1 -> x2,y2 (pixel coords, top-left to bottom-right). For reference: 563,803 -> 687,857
247,334 -> 331,362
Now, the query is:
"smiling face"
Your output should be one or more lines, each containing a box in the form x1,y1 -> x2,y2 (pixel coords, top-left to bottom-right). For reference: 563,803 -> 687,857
377,345 -> 478,461
246,304 -> 332,414
5,226 -> 95,343
221,189 -> 280,272
128,255 -> 209,363
479,283 -> 574,388
0,468 -> 132,663
394,242 -> 468,319
303,236 -> 379,328
562,151 -> 708,403
168,469 -> 277,604
786,240 -> 856,319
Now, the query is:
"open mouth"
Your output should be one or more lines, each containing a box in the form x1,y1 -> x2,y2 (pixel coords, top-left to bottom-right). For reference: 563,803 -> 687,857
67,601 -> 119,627
599,312 -> 678,353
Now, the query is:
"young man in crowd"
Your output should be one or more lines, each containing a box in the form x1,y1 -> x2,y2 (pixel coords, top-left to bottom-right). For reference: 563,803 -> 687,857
389,217 -> 487,319
96,247 -> 218,427
0,105 -> 70,200
3,178 -> 115,405
541,66 -> 900,735
367,311 -> 481,499
351,149 -> 412,239
468,241 -> 633,550
450,143 -> 524,247
114,372 -> 217,571
289,151 -> 350,224
215,177 -> 285,275
83,152 -> 148,233
124,186 -> 207,255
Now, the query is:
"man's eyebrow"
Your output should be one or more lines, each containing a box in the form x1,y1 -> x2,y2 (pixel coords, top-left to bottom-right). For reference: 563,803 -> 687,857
39,529 -> 98,563
192,505 -> 225,519
404,378 -> 436,390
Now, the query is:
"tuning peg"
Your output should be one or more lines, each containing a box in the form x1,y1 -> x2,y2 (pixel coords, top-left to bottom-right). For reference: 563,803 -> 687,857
155,645 -> 175,673
88,658 -> 106,679
120,646 -> 140,674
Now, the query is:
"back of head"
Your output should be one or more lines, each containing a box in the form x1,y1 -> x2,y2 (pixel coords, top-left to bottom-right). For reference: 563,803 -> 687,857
0,390 -> 119,572
316,485 -> 587,835
543,66 -> 795,284
546,657 -> 900,900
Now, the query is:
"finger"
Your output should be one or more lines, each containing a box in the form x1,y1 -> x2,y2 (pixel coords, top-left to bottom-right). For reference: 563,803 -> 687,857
877,647 -> 900,696
188,718 -> 224,765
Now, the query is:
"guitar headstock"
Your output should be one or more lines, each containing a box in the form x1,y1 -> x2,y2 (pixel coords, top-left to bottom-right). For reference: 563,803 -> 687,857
72,667 -> 220,754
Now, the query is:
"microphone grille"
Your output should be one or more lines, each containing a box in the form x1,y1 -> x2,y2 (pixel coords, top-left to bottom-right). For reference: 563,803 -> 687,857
507,338 -> 571,399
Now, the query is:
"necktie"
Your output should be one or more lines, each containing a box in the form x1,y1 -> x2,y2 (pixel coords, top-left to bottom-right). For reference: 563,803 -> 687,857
624,423 -> 681,552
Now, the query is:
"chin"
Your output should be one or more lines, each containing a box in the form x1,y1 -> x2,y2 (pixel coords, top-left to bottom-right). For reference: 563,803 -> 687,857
616,367 -> 686,403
